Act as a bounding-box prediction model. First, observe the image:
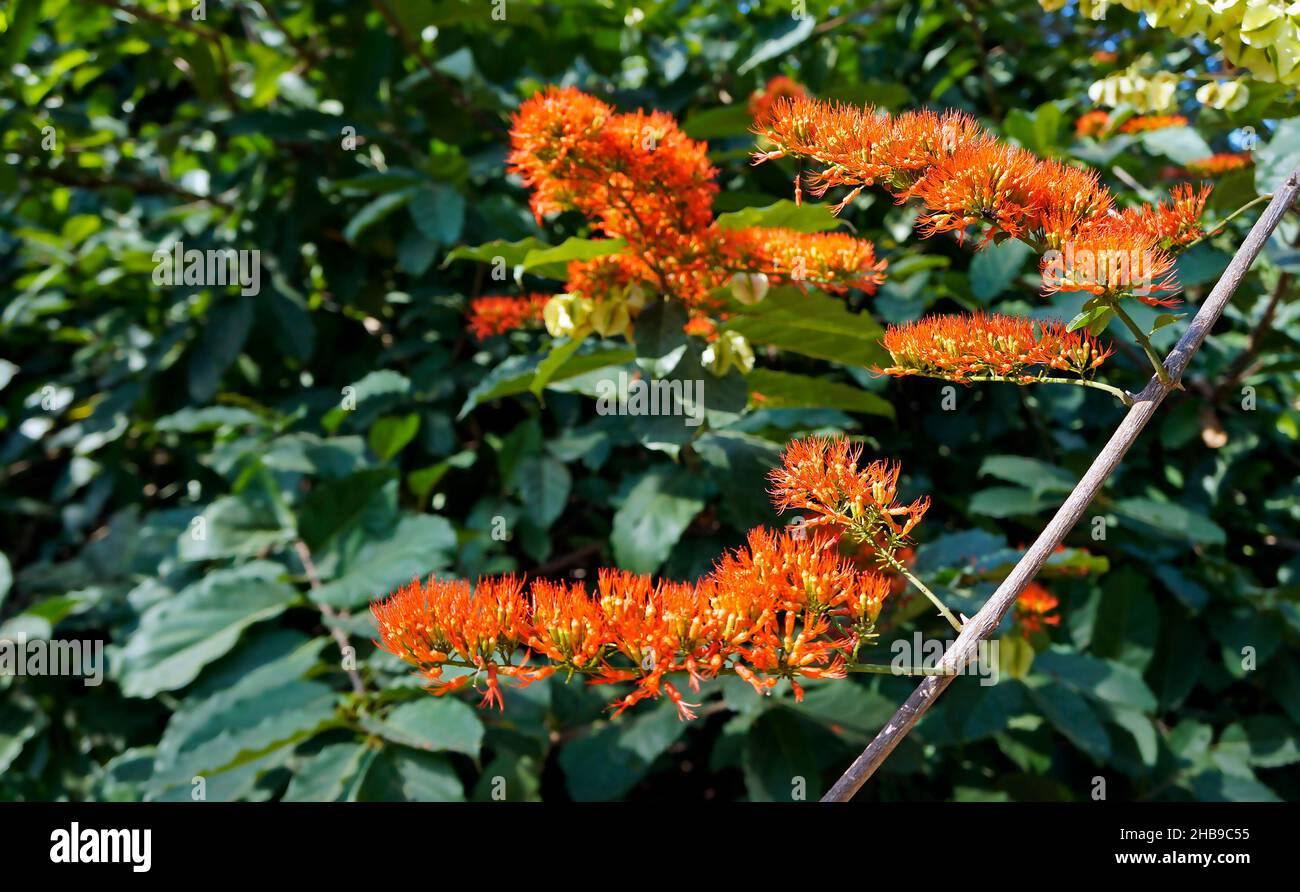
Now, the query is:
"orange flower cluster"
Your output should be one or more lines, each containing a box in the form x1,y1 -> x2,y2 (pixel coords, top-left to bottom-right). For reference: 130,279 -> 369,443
372,438 -> 907,719
507,87 -> 885,311
754,96 -> 1211,303
768,436 -> 929,553
723,227 -> 887,294
1015,582 -> 1061,635
1185,152 -> 1253,177
467,294 -> 551,339
749,75 -> 808,125
1075,110 -> 1188,138
879,313 -> 1113,382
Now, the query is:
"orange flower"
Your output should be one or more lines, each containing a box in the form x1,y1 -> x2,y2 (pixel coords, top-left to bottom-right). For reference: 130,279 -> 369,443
1118,114 -> 1188,134
723,227 -> 888,293
880,313 -> 1112,381
467,294 -> 551,339
1184,152 -> 1253,177
1041,218 -> 1181,306
1015,582 -> 1061,635
768,436 -> 929,549
371,494 -> 897,719
749,75 -> 808,126
755,95 -> 1210,303
1075,110 -> 1111,138
509,87 -> 883,313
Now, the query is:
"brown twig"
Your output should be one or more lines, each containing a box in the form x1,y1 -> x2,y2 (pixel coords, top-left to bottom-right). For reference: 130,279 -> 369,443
294,539 -> 367,695
822,162 -> 1300,802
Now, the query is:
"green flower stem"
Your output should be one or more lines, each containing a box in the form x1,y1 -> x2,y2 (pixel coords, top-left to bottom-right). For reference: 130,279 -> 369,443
1107,297 -> 1172,384
900,371 -> 1133,406
876,549 -> 965,633
1181,192 -> 1274,252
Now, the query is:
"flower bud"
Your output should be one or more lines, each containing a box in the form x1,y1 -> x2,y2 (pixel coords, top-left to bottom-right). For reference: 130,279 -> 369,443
728,271 -> 770,306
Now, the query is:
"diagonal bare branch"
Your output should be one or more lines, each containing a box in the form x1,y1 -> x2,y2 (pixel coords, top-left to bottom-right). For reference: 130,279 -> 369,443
824,164 -> 1300,802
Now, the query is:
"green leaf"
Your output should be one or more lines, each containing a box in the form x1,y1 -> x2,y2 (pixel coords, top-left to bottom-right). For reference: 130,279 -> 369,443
1027,680 -> 1111,762
297,468 -> 398,551
313,513 -> 457,609
362,698 -> 484,756
1139,127 -> 1213,165
344,190 -> 413,244
742,707 -> 823,801
284,743 -> 371,802
178,492 -> 295,562
1217,717 -> 1300,769
969,486 -> 1059,518
1032,647 -> 1158,712
744,369 -> 894,418
188,296 -> 253,403
1256,118 -> 1300,194
970,239 -> 1033,300
681,103 -> 754,140
558,700 -> 687,801
978,455 -> 1075,495
530,337 -> 584,397
408,183 -> 465,246
0,696 -> 47,774
118,562 -> 300,698
458,342 -> 634,418
1113,497 -> 1226,546
518,237 -> 626,280
368,413 -> 420,461
715,200 -> 843,233
514,455 -> 571,527
1148,312 -> 1185,336
611,467 -> 707,574
737,14 -> 815,74
1066,303 -> 1113,334
441,237 -> 549,270
721,286 -> 887,367
634,300 -> 689,378
357,748 -> 465,802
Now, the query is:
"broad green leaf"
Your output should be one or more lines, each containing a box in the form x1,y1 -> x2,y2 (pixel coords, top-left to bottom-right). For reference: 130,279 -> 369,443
361,698 -> 484,756
611,467 -> 707,574
744,369 -> 894,418
1256,118 -> 1300,194
368,413 -> 420,461
742,707 -> 824,801
357,748 -> 465,802
118,562 -> 301,698
344,189 -> 413,244
1031,647 -> 1158,712
441,237 -> 549,270
458,342 -> 634,418
313,513 -> 457,609
1114,497 -> 1226,546
1139,127 -> 1213,164
715,200 -> 842,233
178,492 -> 295,562
514,455 -> 571,527
297,468 -> 398,551
978,455 -> 1075,495
519,237 -> 625,280
558,700 -> 687,801
681,103 -> 754,140
970,239 -> 1033,300
284,743 -> 371,802
1027,679 -> 1111,762
721,286 -> 887,367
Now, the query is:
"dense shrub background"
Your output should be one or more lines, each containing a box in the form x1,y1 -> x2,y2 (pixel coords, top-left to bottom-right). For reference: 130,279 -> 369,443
2,0 -> 1299,802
